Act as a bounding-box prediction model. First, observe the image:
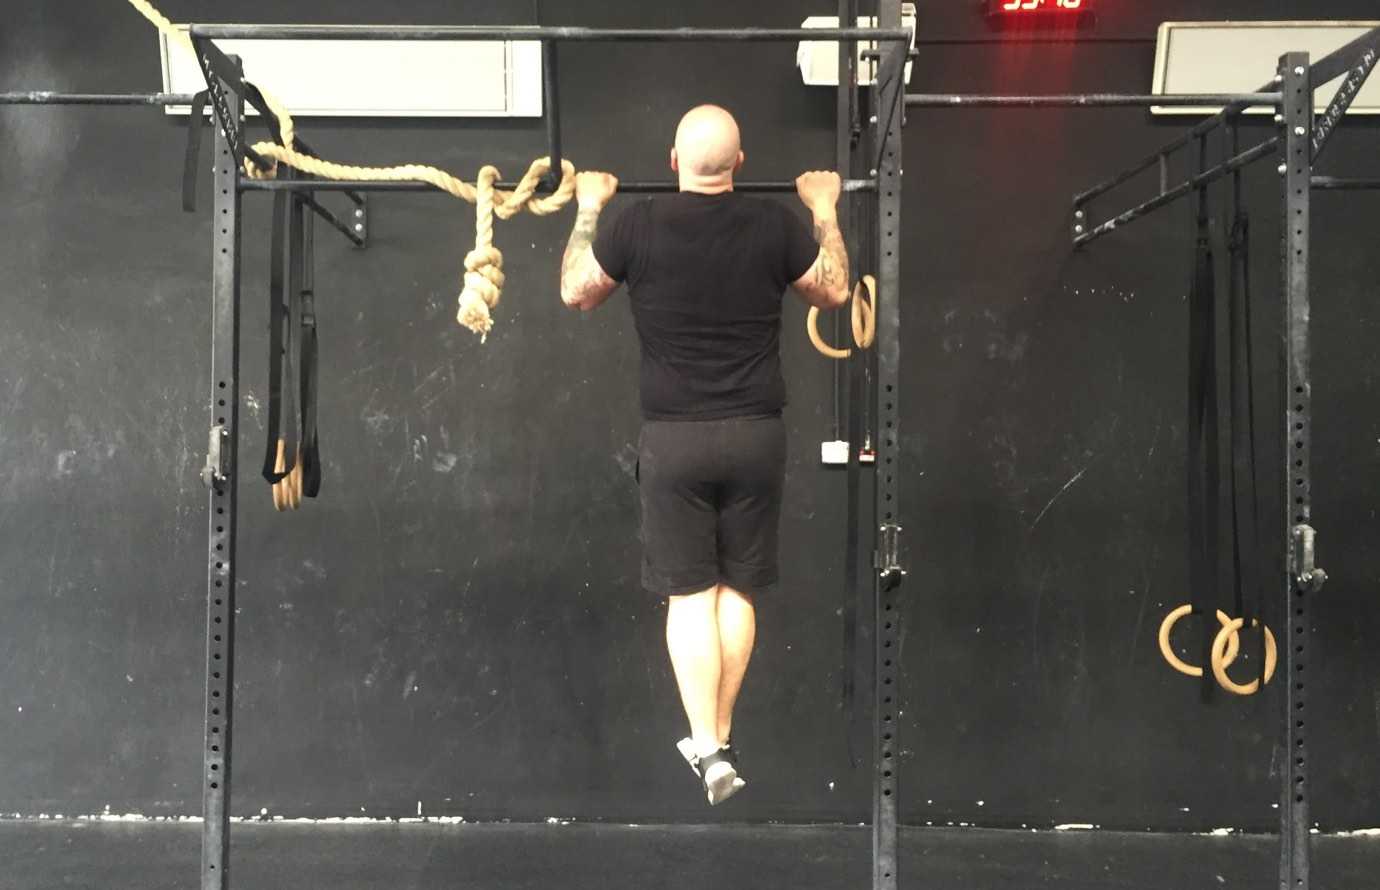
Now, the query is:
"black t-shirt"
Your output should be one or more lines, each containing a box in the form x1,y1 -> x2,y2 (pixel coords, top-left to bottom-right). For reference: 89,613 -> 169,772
593,192 -> 819,421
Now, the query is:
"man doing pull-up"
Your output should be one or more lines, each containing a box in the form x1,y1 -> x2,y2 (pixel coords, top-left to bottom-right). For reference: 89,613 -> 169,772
557,104 -> 850,805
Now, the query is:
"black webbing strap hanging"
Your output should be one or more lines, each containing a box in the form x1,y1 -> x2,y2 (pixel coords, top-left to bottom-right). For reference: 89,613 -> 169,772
1226,130 -> 1264,683
241,83 -> 286,149
1186,136 -> 1222,702
181,90 -> 211,213
284,196 -> 303,481
298,202 -> 322,498
262,191 -> 297,484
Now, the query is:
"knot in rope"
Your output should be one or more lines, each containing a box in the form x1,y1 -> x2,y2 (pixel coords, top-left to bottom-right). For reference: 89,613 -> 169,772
458,245 -> 506,339
454,160 -> 576,338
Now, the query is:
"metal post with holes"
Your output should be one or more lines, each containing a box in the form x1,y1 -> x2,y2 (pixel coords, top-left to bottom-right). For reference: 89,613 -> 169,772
1280,52 -> 1323,890
201,56 -> 243,890
873,1 -> 905,888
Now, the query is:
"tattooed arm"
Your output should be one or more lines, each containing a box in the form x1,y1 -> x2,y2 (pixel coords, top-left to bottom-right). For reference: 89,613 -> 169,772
559,172 -> 619,312
790,171 -> 850,309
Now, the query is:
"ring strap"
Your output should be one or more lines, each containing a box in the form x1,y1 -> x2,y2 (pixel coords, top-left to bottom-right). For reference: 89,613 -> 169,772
1228,210 -> 1264,684
181,90 -> 210,213
1187,188 -> 1222,702
299,205 -> 322,498
262,190 -> 293,484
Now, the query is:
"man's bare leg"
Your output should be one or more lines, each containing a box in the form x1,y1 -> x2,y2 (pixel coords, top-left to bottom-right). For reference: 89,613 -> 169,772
666,586 -> 723,757
715,584 -> 756,746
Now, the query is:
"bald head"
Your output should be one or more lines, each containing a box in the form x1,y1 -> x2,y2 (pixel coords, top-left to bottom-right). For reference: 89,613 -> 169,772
673,105 -> 743,185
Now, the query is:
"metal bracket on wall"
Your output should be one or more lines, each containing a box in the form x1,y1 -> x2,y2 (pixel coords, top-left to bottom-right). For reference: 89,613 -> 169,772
877,524 -> 906,591
348,194 -> 369,248
200,425 -> 228,489
1291,524 -> 1327,593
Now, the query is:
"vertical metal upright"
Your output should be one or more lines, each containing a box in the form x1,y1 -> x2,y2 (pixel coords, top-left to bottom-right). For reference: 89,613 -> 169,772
872,1 -> 904,888
1279,52 -> 1315,890
201,60 -> 244,890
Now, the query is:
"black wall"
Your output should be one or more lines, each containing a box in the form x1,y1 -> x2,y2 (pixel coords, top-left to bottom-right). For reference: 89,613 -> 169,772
1,0 -> 1377,835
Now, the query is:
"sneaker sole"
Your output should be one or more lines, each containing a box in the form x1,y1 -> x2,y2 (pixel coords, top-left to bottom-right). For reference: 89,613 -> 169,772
708,773 -> 747,806
677,738 -> 747,806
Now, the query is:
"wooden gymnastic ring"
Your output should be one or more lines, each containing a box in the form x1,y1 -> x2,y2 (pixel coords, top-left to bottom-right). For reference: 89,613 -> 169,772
1157,604 -> 1241,678
271,439 -> 287,511
807,276 -> 877,359
1210,617 -> 1277,696
281,462 -> 303,510
270,439 -> 303,512
807,306 -> 850,359
851,274 -> 876,349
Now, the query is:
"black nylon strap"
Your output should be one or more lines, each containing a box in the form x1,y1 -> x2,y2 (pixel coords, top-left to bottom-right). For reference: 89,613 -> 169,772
282,197 -> 303,479
842,334 -> 864,768
298,208 -> 322,498
1186,201 -> 1220,701
241,83 -> 286,149
262,190 -> 291,483
1227,212 -> 1265,681
182,90 -> 210,213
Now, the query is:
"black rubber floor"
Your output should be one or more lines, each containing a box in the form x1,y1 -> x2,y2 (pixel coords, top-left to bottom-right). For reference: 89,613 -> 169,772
2,821 -> 1375,890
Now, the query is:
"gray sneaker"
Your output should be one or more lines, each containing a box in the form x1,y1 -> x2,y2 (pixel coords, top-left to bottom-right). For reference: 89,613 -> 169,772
676,737 -> 746,805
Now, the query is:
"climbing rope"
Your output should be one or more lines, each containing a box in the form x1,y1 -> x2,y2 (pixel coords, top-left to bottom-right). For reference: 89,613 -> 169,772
124,0 -> 577,339
807,274 -> 876,359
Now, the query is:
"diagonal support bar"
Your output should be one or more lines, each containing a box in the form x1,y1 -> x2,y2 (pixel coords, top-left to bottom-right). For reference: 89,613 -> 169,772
189,35 -> 273,173
1306,25 -> 1380,92
1073,137 -> 1280,246
1311,33 -> 1379,162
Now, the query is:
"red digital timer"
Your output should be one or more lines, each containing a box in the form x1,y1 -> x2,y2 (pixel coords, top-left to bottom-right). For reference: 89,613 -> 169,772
988,0 -> 1088,13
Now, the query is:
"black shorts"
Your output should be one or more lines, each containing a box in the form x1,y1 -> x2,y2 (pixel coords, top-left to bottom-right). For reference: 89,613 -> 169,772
637,414 -> 787,597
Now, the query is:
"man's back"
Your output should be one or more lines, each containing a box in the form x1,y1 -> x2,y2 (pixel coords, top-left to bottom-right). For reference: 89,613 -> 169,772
594,192 -> 818,421
555,101 -> 850,807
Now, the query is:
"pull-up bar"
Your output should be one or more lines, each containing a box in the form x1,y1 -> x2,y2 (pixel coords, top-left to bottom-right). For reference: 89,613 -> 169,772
239,178 -> 879,194
187,25 -> 913,42
0,91 -> 194,105
905,92 -> 1282,108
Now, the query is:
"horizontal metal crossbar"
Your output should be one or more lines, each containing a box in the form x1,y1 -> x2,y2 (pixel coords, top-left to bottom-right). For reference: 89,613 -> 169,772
1312,176 -> 1380,190
240,178 -> 878,194
0,91 -> 195,105
188,25 -> 912,42
906,92 -> 1282,108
